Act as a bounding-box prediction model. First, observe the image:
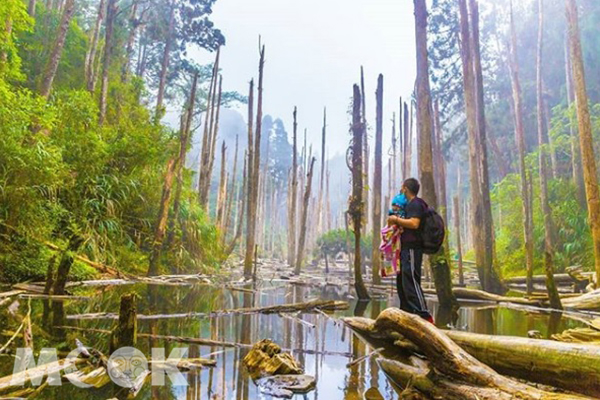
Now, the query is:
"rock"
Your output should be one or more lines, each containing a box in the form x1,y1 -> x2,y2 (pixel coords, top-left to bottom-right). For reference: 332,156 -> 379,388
242,339 -> 303,380
256,374 -> 316,398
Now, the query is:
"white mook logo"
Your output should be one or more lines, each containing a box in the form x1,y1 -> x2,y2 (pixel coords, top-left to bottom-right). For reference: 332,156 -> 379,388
106,347 -> 149,388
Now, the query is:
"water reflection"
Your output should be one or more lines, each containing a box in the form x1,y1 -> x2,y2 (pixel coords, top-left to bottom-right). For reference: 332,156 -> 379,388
0,281 -> 590,399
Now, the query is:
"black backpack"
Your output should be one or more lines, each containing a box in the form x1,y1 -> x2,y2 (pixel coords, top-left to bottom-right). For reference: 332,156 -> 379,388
420,203 -> 445,255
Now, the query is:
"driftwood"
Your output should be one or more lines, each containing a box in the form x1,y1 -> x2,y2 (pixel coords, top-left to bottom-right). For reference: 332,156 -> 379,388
445,330 -> 600,398
0,290 -> 26,299
67,300 -> 348,321
561,289 -> 600,310
0,357 -> 86,392
210,299 -> 348,316
505,272 -> 594,286
422,287 -> 542,305
427,286 -> 600,311
344,308 -> 592,399
18,294 -> 90,301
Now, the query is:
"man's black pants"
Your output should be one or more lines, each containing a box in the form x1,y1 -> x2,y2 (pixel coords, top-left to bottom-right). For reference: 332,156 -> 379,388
396,247 -> 431,319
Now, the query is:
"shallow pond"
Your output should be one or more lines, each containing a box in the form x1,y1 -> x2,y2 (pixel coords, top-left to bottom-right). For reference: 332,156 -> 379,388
0,279 -> 590,399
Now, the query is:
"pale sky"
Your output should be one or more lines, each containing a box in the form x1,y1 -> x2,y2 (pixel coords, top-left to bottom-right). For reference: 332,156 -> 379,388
191,0 -> 418,160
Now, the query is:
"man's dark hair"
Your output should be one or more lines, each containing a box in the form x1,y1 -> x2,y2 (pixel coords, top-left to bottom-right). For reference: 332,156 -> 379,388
403,178 -> 420,196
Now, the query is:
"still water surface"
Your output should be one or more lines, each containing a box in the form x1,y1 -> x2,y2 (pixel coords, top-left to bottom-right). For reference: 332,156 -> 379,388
0,280 -> 588,399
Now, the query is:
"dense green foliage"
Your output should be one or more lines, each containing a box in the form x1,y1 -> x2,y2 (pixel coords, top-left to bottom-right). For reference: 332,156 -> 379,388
0,0 -> 224,282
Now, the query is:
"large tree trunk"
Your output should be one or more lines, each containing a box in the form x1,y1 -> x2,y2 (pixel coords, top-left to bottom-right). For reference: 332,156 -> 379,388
85,0 -> 106,92
564,31 -> 587,210
350,84 -> 370,300
98,0 -> 117,126
508,1 -> 535,296
459,0 -> 500,293
39,0 -> 75,98
414,0 -> 457,310
469,0 -> 503,294
371,74 -> 383,286
344,311 -> 597,399
244,46 -> 265,279
148,158 -> 177,276
287,107 -> 298,270
148,73 -> 198,275
155,3 -> 175,119
295,157 -> 316,275
566,0 -> 600,288
536,0 -> 562,309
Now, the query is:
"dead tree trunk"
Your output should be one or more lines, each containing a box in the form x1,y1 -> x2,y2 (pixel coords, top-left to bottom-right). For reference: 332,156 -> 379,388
85,0 -> 105,92
39,0 -> 76,98
564,32 -> 587,210
360,67 -> 370,231
288,107 -> 299,270
371,74 -> 384,285
414,0 -> 458,310
403,102 -> 410,178
205,75 -> 223,212
148,158 -> 176,276
508,1 -> 535,296
224,152 -> 247,258
216,141 -> 228,233
459,0 -> 489,293
433,99 -> 447,222
155,3 -> 175,119
344,310 -> 595,399
224,135 -> 239,238
165,73 -> 198,251
468,0 -> 503,294
110,294 -> 137,353
295,157 -> 316,275
454,195 -> 464,286
244,46 -> 265,279
317,108 -> 327,237
197,50 -> 220,205
566,0 -> 600,287
98,0 -> 118,126
350,84 -> 370,300
536,0 -> 562,309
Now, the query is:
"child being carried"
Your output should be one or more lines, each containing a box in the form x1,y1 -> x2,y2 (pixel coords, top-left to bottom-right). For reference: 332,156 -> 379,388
379,193 -> 408,277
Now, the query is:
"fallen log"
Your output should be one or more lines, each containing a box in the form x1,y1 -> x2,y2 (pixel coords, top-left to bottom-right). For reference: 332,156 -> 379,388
344,308 -> 593,399
422,287 -> 543,306
211,299 -> 348,316
0,290 -> 26,299
0,357 -> 86,393
561,289 -> 600,310
445,330 -> 600,398
505,272 -> 594,285
18,294 -> 90,301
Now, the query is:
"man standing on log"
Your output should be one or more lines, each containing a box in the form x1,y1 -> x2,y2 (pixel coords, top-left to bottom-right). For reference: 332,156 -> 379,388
387,178 -> 434,323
